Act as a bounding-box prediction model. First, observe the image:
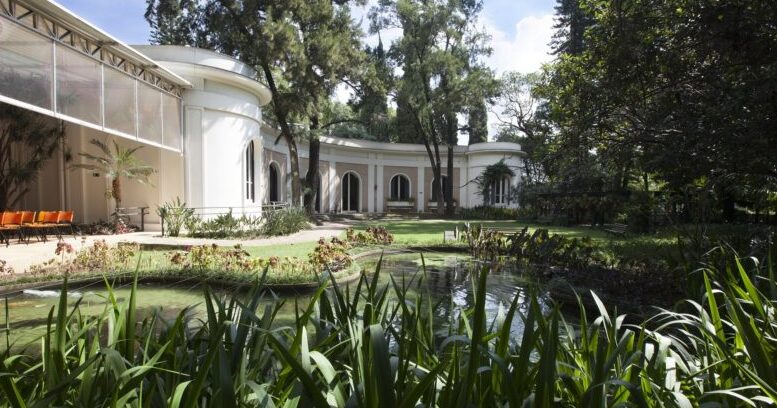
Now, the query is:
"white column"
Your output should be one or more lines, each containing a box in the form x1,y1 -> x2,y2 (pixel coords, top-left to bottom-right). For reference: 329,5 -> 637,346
376,162 -> 384,213
285,155 -> 292,205
417,166 -> 425,212
328,160 -> 337,213
367,156 -> 375,213
461,163 -> 469,209
256,136 -> 264,216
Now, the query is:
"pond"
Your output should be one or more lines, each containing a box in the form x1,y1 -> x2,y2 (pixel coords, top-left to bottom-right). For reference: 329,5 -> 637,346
1,252 -> 546,348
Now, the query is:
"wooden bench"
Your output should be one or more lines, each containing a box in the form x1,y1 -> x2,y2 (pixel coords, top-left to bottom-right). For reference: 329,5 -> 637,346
602,223 -> 628,236
386,200 -> 416,213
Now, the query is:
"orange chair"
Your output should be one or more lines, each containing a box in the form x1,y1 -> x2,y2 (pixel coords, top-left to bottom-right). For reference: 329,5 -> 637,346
18,211 -> 35,244
27,211 -> 60,242
0,211 -> 23,246
56,210 -> 75,237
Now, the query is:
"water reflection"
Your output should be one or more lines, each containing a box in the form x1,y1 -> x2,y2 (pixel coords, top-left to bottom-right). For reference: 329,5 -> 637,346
1,253 -> 547,346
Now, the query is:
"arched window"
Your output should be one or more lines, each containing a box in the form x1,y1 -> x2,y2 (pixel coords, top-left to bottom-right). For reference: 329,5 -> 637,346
245,141 -> 255,202
430,175 -> 451,202
390,174 -> 411,200
491,176 -> 511,205
342,172 -> 360,212
268,162 -> 280,203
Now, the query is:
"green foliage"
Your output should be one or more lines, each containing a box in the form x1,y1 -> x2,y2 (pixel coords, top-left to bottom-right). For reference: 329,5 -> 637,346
460,224 -> 613,269
345,226 -> 394,246
460,205 -> 519,220
71,138 -> 156,209
2,247 -> 777,405
185,210 -> 245,238
260,206 -> 310,237
373,0 -> 497,215
475,159 -> 516,205
533,0 -> 777,222
156,197 -> 195,237
72,241 -> 140,272
467,97 -> 488,145
147,0 -> 368,205
181,207 -> 308,239
308,237 -> 352,271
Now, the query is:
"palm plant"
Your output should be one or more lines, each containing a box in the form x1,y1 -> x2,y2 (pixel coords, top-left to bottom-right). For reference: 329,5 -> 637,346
71,138 -> 155,210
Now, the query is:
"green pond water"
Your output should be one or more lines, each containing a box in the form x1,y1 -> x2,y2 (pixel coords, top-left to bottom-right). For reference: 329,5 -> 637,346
1,252 -> 544,348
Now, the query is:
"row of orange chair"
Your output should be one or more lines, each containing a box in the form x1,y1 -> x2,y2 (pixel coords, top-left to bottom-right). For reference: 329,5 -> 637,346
0,211 -> 75,246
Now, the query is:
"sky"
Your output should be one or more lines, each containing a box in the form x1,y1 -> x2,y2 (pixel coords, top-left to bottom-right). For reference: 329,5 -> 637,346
56,0 -> 557,141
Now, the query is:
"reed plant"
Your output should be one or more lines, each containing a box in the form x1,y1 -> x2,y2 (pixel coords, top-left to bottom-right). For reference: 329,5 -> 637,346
1,247 -> 775,406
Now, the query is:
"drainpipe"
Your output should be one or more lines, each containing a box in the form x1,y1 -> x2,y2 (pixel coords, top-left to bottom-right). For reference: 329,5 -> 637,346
59,121 -> 68,210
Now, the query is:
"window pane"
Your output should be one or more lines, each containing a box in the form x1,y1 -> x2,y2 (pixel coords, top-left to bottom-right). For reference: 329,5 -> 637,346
56,45 -> 101,123
103,67 -> 136,136
138,83 -> 162,144
162,93 -> 182,150
0,18 -> 53,108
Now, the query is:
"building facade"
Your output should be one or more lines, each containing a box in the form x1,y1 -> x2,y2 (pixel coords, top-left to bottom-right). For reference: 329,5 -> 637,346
1,0 -> 523,229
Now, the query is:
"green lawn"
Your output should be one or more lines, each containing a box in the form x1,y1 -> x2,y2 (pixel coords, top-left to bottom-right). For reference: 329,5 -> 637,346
244,242 -> 319,258
355,219 -> 616,245
353,219 -> 696,264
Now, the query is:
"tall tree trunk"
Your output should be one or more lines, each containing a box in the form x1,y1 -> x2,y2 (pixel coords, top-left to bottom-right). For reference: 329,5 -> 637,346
304,137 -> 321,215
420,132 -> 444,216
112,178 -> 122,210
445,144 -> 454,216
287,138 -> 302,206
431,139 -> 444,216
260,62 -> 301,206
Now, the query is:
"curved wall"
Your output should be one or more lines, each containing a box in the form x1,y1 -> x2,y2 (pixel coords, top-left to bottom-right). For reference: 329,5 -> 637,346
135,45 -> 524,214
134,45 -> 271,214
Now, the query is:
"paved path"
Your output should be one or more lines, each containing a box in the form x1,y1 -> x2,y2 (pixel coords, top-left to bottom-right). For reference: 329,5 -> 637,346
0,222 -> 351,274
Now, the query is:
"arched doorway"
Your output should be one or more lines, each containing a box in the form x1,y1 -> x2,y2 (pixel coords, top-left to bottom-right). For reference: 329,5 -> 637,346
341,172 -> 360,212
268,162 -> 281,203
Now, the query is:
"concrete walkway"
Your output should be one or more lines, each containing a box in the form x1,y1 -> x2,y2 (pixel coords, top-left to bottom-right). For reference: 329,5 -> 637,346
0,221 -> 351,274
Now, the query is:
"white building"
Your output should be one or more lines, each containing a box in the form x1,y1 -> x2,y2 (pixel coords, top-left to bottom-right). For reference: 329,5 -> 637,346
1,0 -> 523,228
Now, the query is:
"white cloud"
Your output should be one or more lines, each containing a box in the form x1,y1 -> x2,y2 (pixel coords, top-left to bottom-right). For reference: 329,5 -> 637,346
485,14 -> 555,75
481,14 -> 555,141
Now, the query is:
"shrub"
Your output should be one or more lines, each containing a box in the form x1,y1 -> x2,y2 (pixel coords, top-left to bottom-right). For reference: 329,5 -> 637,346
156,197 -> 195,237
74,221 -> 139,235
72,240 -> 140,271
185,212 -> 265,239
309,237 -> 352,270
261,206 -> 310,236
459,205 -> 519,220
345,226 -> 394,246
170,243 -> 261,272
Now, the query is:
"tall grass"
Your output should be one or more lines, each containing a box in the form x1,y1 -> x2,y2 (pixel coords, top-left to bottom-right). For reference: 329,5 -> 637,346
1,248 -> 775,406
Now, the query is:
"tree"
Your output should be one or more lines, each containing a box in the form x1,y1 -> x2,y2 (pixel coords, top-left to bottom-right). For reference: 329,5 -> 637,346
372,0 -> 496,215
71,139 -> 156,210
0,103 -> 63,209
543,0 -> 777,222
551,0 -> 593,55
145,0 -> 207,46
495,72 -> 552,185
145,0 -> 367,210
466,97 -> 488,145
347,39 -> 394,142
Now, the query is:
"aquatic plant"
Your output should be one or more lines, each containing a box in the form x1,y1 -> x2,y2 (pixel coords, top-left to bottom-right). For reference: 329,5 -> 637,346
0,248 -> 775,406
